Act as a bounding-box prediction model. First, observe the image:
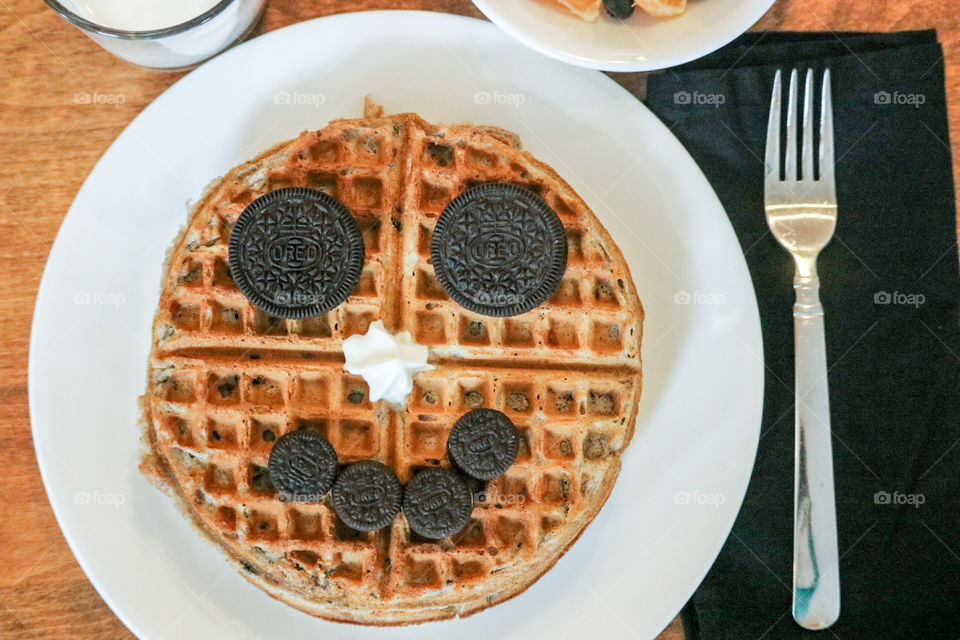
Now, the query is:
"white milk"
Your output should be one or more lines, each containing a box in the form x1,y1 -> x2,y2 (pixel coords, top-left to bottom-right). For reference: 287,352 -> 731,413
63,0 -> 221,30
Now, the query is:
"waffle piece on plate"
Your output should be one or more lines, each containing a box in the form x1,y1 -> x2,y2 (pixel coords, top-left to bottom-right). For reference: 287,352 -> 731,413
536,0 -> 601,22
635,0 -> 686,16
139,107 -> 644,624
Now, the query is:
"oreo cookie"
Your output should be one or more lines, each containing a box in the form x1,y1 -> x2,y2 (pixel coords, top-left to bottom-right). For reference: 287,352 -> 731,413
267,430 -> 338,502
430,182 -> 567,317
229,187 -> 364,319
331,460 -> 402,532
447,408 -> 519,481
403,468 -> 473,539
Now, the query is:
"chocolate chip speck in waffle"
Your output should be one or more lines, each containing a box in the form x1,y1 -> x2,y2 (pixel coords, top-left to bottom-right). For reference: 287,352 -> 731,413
139,105 -> 644,625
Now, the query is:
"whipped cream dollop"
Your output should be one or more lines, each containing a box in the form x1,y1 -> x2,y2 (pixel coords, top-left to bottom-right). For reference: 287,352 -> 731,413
342,321 -> 434,405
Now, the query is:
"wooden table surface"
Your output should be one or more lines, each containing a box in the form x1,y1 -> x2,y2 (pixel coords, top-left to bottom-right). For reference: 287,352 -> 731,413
1,1 -> 956,638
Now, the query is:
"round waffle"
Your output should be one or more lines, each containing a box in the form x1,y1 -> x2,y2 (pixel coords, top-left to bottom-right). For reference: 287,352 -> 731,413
139,106 -> 644,625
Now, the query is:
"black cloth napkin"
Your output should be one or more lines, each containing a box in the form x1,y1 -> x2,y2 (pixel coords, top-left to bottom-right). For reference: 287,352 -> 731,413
641,31 -> 960,639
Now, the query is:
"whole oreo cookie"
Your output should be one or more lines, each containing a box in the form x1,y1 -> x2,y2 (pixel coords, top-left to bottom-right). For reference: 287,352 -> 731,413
229,187 -> 364,319
430,182 -> 568,317
267,430 -> 339,502
403,468 -> 473,539
447,408 -> 519,481
331,460 -> 402,532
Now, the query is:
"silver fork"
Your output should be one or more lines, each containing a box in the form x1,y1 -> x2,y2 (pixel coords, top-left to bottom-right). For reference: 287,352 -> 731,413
764,68 -> 840,631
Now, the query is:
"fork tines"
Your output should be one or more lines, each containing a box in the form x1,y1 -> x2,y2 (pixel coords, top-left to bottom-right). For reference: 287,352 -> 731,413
765,69 -> 836,197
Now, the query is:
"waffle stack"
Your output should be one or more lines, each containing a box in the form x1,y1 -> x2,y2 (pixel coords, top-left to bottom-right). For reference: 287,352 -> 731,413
140,106 -> 644,624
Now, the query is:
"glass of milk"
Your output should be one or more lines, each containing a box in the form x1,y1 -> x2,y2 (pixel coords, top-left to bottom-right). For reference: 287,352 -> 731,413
44,0 -> 266,69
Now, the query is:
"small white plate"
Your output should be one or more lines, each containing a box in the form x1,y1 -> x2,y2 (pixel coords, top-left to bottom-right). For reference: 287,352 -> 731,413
29,11 -> 762,640
472,0 -> 775,71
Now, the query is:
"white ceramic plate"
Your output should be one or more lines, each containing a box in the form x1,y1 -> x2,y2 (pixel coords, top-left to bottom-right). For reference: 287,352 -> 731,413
472,0 -> 775,71
29,11 -> 762,640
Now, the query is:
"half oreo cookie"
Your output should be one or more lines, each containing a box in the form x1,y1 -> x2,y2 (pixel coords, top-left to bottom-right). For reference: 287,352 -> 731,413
267,430 -> 339,503
229,187 -> 364,319
403,468 -> 473,539
447,408 -> 519,481
430,182 -> 568,317
331,460 -> 403,532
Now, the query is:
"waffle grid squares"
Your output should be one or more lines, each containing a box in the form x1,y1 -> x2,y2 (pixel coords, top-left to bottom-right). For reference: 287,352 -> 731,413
401,131 -> 638,365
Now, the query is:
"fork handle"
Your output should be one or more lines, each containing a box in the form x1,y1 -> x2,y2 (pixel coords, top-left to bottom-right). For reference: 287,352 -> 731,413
792,271 -> 841,630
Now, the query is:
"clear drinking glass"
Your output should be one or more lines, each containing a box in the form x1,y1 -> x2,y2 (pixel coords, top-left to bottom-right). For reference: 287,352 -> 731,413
44,0 -> 266,70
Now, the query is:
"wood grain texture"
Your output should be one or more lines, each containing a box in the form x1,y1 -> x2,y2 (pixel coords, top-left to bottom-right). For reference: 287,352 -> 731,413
0,1 -> 955,639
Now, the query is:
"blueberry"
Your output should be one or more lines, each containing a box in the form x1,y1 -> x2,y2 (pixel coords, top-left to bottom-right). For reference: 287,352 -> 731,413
604,0 -> 635,19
